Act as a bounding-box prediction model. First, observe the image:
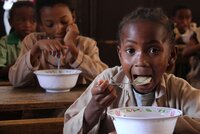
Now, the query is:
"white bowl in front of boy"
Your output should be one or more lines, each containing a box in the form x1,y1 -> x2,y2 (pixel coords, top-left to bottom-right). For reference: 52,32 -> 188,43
107,106 -> 182,134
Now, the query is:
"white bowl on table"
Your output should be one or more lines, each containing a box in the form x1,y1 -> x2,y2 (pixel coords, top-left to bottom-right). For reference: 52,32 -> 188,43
34,69 -> 82,93
107,106 -> 182,134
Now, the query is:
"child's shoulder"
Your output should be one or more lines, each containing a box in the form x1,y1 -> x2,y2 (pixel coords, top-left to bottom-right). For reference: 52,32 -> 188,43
162,73 -> 194,91
163,73 -> 186,83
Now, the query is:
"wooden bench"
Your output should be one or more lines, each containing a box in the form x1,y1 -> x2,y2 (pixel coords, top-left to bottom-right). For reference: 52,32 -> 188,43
0,117 -> 64,134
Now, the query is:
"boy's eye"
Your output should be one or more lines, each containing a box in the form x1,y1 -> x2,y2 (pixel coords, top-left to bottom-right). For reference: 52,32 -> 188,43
148,47 -> 160,54
126,48 -> 135,55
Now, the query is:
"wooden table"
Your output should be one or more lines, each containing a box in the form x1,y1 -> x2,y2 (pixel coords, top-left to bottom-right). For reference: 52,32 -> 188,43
0,81 -> 12,86
0,85 -> 87,134
0,85 -> 86,112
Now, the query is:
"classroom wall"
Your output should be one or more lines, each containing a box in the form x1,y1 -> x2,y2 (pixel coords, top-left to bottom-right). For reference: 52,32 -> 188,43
76,0 -> 199,40
75,0 -> 200,67
0,1 -> 6,37
0,0 -> 198,67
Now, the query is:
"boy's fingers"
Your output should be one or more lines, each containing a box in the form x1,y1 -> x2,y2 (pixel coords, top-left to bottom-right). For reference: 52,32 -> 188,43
92,80 -> 109,95
98,92 -> 117,106
98,80 -> 109,92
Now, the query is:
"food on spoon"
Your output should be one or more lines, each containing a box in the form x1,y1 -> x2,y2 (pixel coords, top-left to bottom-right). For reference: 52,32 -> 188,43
134,76 -> 152,85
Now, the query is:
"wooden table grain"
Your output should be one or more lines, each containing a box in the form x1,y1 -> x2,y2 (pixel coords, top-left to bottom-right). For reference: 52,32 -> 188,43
0,81 -> 12,86
0,85 -> 87,111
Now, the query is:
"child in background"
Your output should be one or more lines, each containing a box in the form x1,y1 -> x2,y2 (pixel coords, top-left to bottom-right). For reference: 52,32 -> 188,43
9,0 -> 108,87
64,8 -> 200,134
172,5 -> 200,88
172,5 -> 199,44
0,1 -> 36,80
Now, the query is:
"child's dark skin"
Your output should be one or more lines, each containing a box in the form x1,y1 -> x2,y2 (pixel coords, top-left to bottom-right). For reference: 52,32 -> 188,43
9,6 -> 36,40
173,9 -> 192,35
83,20 -> 176,133
30,4 -> 79,64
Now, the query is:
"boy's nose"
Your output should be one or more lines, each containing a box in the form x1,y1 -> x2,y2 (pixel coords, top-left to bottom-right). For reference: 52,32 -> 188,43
134,52 -> 149,67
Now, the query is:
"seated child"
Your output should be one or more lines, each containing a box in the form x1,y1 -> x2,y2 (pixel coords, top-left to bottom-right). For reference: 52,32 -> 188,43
0,1 -> 36,80
9,0 -> 108,87
172,5 -> 199,44
64,8 -> 200,134
172,5 -> 200,88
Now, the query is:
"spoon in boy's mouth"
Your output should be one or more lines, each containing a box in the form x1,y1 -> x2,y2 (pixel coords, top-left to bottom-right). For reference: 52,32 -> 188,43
134,76 -> 152,85
110,76 -> 152,86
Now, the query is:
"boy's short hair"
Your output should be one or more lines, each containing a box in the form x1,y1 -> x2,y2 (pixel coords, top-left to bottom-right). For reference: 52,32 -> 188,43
35,0 -> 75,23
118,7 -> 175,46
172,5 -> 191,17
9,1 -> 35,21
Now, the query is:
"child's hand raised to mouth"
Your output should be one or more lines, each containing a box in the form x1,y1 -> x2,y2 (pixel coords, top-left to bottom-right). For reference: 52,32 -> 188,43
64,23 -> 79,45
63,23 -> 80,61
84,80 -> 117,131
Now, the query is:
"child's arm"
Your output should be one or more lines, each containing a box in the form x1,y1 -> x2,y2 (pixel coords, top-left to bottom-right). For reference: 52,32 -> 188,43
63,23 -> 108,81
63,23 -> 79,63
175,116 -> 200,133
182,38 -> 200,57
83,80 -> 117,133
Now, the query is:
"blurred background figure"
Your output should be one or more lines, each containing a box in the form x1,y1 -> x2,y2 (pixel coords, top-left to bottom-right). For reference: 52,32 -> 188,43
9,0 -> 108,87
172,5 -> 200,88
172,5 -> 198,44
0,1 -> 36,80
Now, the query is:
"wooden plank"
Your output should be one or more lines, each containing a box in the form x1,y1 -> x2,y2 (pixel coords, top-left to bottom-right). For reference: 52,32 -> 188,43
0,117 -> 64,134
0,81 -> 12,86
0,85 -> 86,111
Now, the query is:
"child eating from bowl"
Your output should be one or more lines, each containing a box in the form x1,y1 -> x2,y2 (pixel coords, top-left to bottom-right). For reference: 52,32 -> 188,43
9,0 -> 108,87
64,7 -> 200,134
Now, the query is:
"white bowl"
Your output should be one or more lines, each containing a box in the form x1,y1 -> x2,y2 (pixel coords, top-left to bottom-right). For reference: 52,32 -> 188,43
34,69 -> 81,93
107,106 -> 182,134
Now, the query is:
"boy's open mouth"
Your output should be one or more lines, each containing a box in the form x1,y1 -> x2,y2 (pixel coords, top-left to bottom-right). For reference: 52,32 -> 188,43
133,75 -> 152,86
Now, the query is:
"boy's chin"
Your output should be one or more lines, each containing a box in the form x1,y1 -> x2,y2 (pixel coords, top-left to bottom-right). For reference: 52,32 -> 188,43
134,85 -> 154,94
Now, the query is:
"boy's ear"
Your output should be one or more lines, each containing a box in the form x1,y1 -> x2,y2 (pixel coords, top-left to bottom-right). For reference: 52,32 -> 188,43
166,46 -> 177,73
72,10 -> 76,23
117,45 -> 122,62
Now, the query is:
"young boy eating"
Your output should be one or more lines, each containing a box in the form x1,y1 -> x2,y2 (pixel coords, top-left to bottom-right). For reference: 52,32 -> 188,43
64,8 -> 200,134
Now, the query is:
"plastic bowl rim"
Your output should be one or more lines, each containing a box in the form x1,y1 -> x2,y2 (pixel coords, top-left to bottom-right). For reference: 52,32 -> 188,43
107,106 -> 183,120
34,69 -> 82,76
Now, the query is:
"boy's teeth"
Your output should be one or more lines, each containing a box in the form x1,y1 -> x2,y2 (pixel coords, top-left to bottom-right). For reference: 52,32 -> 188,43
134,76 -> 152,85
